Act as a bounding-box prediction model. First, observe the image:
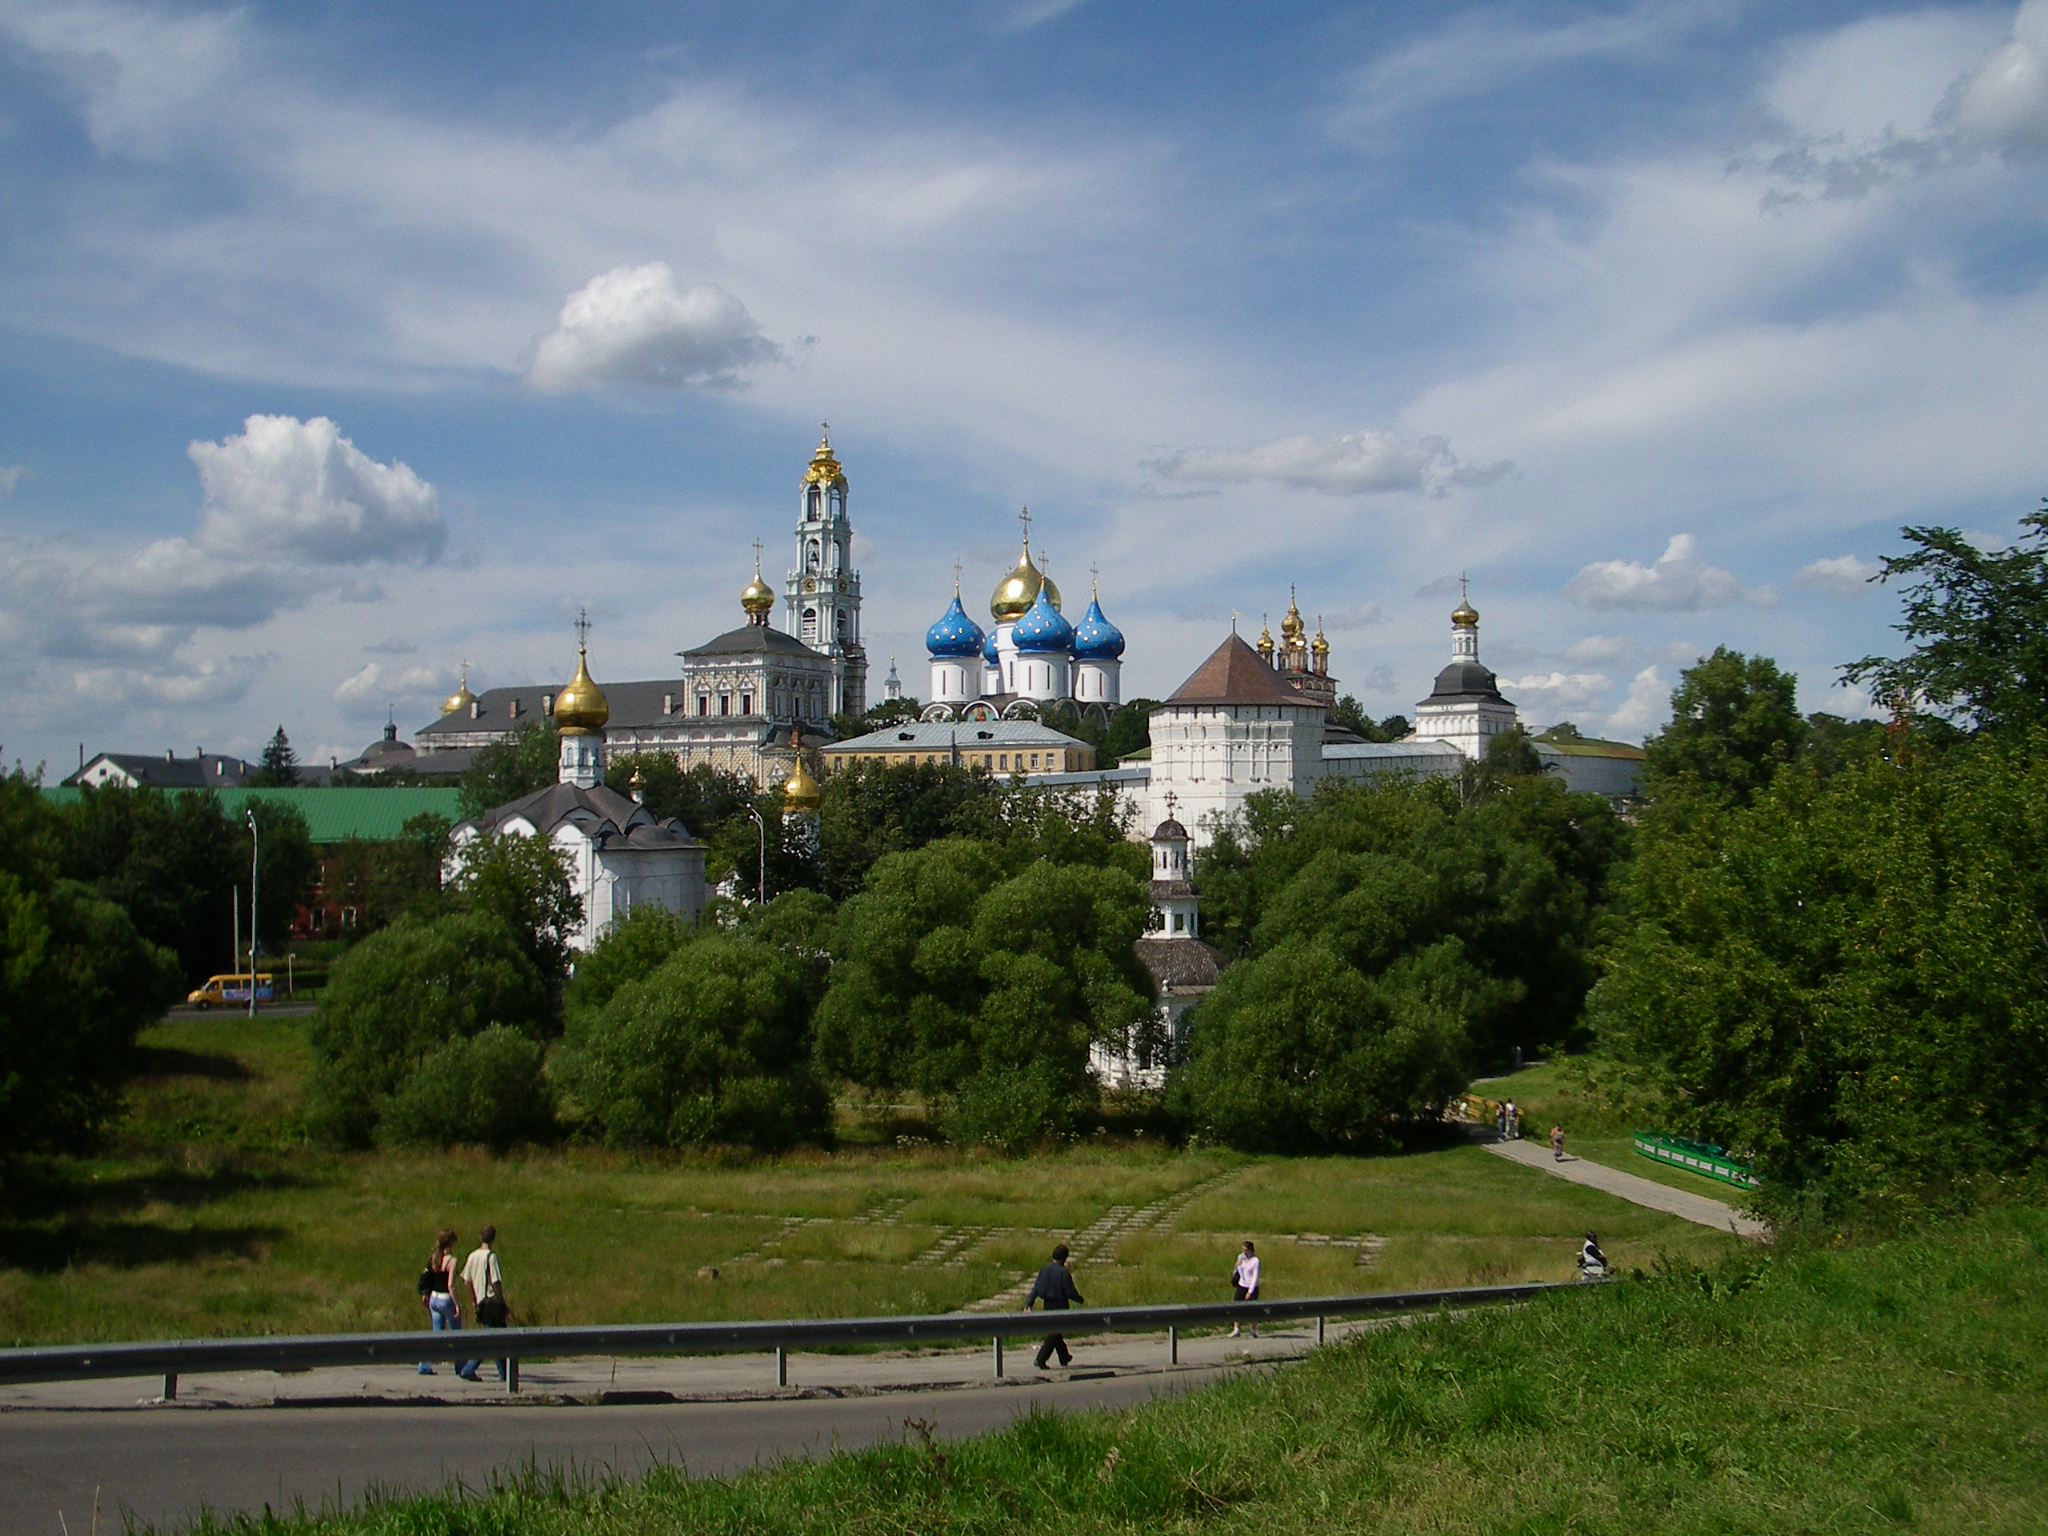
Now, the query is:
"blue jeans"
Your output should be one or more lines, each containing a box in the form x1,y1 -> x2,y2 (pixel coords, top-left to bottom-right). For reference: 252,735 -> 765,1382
422,1293 -> 462,1374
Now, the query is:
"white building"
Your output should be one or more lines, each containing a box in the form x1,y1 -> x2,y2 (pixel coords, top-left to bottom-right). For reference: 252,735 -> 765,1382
784,427 -> 867,717
445,641 -> 707,953
1092,811 -> 1222,1092
1410,591 -> 1518,762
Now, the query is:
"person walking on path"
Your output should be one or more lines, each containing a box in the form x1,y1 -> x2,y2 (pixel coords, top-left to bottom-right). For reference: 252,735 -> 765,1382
416,1228 -> 461,1375
1229,1241 -> 1261,1339
1505,1100 -> 1519,1139
459,1225 -> 511,1383
1494,1101 -> 1507,1138
1025,1244 -> 1084,1370
1551,1124 -> 1566,1161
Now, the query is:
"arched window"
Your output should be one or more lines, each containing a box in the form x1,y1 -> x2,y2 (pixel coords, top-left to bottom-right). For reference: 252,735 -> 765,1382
806,540 -> 820,570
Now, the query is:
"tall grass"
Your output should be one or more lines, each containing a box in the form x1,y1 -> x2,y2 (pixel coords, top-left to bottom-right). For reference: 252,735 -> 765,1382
176,1201 -> 2048,1535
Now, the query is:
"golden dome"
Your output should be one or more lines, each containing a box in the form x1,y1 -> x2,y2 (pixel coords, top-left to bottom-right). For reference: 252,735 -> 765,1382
553,646 -> 610,734
990,530 -> 1045,622
801,426 -> 846,489
440,660 -> 477,717
1312,621 -> 1329,656
742,568 -> 775,615
1452,600 -> 1480,627
1281,590 -> 1306,645
781,753 -> 822,813
1256,618 -> 1274,657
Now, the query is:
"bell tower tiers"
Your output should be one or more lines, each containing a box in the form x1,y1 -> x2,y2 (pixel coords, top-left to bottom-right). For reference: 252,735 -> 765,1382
785,425 -> 866,718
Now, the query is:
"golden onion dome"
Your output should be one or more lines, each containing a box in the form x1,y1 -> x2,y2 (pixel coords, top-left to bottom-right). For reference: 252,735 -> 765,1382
1452,599 -> 1480,627
441,676 -> 477,717
1281,592 -> 1306,643
553,647 -> 610,734
1257,618 -> 1275,657
1312,622 -> 1329,656
802,426 -> 846,490
781,754 -> 822,813
742,569 -> 776,615
990,538 -> 1045,622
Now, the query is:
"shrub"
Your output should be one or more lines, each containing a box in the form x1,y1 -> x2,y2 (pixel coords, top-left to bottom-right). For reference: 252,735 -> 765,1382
304,910 -> 552,1147
378,1026 -> 554,1151
559,933 -> 831,1151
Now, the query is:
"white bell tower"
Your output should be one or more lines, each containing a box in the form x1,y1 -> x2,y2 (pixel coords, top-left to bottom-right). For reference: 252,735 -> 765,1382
785,425 -> 866,717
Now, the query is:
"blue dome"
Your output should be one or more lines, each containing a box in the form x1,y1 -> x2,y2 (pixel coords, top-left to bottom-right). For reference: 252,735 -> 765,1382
983,629 -> 1000,663
925,594 -> 986,659
1012,586 -> 1076,655
1072,597 -> 1126,661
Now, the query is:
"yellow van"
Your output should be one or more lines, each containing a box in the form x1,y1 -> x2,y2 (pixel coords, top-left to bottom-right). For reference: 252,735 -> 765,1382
187,974 -> 275,1009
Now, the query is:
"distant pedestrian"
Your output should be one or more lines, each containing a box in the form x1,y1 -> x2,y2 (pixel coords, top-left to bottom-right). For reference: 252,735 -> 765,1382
1025,1243 -> 1084,1370
1494,1101 -> 1506,1138
416,1228 -> 461,1375
1551,1124 -> 1566,1161
460,1225 -> 511,1383
1229,1241 -> 1261,1339
1505,1100 -> 1520,1139
1578,1231 -> 1608,1278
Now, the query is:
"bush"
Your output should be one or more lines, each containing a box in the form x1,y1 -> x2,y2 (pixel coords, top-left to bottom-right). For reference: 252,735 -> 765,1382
304,910 -> 553,1147
378,1026 -> 554,1151
948,1063 -> 1064,1152
559,933 -> 831,1151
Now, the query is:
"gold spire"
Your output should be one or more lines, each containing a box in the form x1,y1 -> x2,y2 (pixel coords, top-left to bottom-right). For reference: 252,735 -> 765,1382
741,539 -> 775,617
1312,619 -> 1329,656
1256,615 -> 1274,658
801,423 -> 846,489
553,610 -> 610,734
780,727 -> 822,813
1452,572 -> 1479,628
440,659 -> 477,717
1281,586 -> 1306,647
990,507 -> 1044,621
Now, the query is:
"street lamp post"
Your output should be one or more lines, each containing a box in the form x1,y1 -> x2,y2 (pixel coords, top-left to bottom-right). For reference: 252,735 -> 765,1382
744,802 -> 767,906
246,809 -> 260,1018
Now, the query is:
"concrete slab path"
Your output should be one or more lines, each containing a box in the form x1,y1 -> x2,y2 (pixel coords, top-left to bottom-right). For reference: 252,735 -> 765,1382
1483,1136 -> 1768,1238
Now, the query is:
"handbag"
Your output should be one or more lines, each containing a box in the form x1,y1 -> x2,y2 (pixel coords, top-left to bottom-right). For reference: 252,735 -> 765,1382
416,1266 -> 437,1298
477,1295 -> 509,1327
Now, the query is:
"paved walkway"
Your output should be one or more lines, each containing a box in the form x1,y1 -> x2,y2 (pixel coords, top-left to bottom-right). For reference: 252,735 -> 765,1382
1483,1136 -> 1768,1238
0,1316 -> 1356,1414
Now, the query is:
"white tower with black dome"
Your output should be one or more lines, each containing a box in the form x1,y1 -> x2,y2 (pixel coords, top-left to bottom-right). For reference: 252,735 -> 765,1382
1411,581 -> 1518,761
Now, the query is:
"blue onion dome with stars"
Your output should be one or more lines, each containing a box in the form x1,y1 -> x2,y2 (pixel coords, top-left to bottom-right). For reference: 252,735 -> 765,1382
1072,595 -> 1125,660
925,594 -> 986,658
983,628 -> 1000,665
1011,585 -> 1076,654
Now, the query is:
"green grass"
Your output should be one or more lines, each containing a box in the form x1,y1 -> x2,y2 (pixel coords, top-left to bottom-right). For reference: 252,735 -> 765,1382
173,1202 -> 2048,1536
0,1020 -> 1742,1346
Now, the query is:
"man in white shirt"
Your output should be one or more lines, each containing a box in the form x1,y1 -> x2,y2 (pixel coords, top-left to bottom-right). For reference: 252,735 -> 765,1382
459,1225 -> 510,1383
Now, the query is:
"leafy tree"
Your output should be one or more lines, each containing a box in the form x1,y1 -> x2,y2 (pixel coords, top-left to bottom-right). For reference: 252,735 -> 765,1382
246,798 -> 317,956
1537,721 -> 1585,743
1332,697 -> 1414,743
0,773 -> 182,1154
1643,647 -> 1806,808
815,760 -> 994,897
1168,938 -> 1470,1151
57,785 -> 239,985
813,839 -> 1150,1139
564,902 -> 699,1016
445,831 -> 581,994
1800,712 -> 1886,777
378,1026 -> 554,1152
458,722 -> 559,818
606,756 -> 754,835
366,812 -> 451,928
1100,699 -> 1159,765
1845,506 -> 2048,735
304,909 -> 553,1147
558,933 -> 830,1150
250,727 -> 301,787
1589,731 -> 2048,1198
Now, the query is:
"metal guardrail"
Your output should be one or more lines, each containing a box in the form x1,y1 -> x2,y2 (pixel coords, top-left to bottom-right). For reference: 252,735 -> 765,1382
0,1281 -> 1581,1397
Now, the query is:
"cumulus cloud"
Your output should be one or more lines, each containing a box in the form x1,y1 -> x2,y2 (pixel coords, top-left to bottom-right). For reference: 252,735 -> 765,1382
334,660 -> 446,707
1605,665 -> 1671,739
1952,0 -> 2048,152
1566,535 -> 1776,612
1796,553 -> 1883,598
525,264 -> 782,393
1150,430 -> 1514,498
1510,670 -> 1615,719
1566,634 -> 1635,664
190,416 -> 444,565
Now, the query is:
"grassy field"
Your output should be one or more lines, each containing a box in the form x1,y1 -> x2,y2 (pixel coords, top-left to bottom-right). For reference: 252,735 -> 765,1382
174,1200 -> 2048,1536
0,1019 -> 1744,1347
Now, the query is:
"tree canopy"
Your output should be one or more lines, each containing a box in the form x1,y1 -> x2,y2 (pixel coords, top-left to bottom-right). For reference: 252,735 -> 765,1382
458,722 -> 560,818
250,727 -> 301,788
1643,647 -> 1806,808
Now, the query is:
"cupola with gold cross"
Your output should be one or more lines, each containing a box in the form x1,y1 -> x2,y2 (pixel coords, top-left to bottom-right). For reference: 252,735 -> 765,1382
554,609 -> 610,789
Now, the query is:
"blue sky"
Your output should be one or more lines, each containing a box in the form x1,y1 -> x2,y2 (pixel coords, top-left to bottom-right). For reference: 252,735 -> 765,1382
4,0 -> 2046,772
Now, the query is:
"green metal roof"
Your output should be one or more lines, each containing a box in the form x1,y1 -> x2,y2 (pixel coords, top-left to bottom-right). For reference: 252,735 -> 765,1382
1537,738 -> 1646,759
41,785 -> 463,843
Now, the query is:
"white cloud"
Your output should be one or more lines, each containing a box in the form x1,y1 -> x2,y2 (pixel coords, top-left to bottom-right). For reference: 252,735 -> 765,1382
1509,670 -> 1615,720
525,264 -> 783,393
1566,634 -> 1634,664
1566,535 -> 1776,612
1150,430 -> 1513,497
189,416 -> 443,565
1796,553 -> 1882,598
0,465 -> 23,498
1657,639 -> 1706,667
334,660 -> 445,707
68,654 -> 263,709
1952,0 -> 2048,152
1321,604 -> 1385,630
1605,664 -> 1671,740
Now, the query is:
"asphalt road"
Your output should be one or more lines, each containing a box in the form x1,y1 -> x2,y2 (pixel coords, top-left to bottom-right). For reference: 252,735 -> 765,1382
3,1369 -> 1231,1536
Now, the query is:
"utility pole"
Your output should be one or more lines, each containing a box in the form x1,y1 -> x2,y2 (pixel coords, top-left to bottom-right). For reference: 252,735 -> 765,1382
246,808 -> 260,1018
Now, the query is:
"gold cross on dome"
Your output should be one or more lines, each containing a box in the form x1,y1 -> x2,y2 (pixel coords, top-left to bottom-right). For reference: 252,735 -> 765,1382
1018,505 -> 1032,547
1163,791 -> 1179,819
574,606 -> 591,650
752,538 -> 764,573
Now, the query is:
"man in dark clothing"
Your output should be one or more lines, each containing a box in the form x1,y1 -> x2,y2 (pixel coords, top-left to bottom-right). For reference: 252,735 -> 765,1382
1025,1243 -> 1084,1369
